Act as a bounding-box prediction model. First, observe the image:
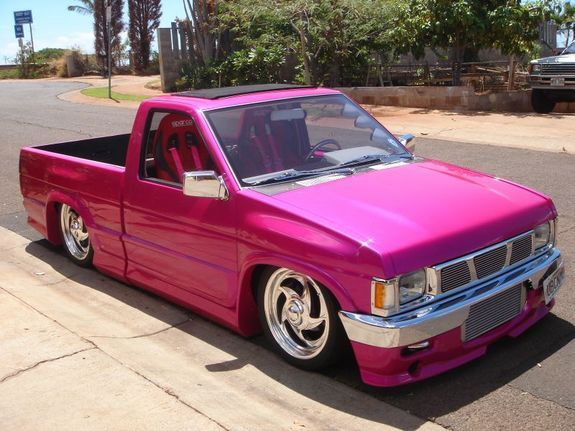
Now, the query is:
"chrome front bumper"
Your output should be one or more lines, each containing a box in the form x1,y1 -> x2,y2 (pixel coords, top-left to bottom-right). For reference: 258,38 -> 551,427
339,248 -> 563,348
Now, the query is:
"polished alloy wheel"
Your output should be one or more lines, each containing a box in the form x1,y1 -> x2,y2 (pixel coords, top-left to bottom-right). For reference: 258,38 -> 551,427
263,268 -> 330,359
60,204 -> 91,261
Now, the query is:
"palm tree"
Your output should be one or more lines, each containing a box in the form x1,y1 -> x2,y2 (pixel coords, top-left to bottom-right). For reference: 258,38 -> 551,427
67,0 -> 94,16
128,0 -> 163,73
67,0 -> 124,70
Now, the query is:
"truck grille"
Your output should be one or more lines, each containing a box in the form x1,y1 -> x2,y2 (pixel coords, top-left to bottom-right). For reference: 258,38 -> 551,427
438,233 -> 534,294
474,245 -> 507,279
463,283 -> 524,341
541,64 -> 575,76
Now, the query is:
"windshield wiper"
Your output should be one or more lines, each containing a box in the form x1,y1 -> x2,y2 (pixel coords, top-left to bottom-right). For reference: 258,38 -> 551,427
245,167 -> 355,186
337,153 -> 413,169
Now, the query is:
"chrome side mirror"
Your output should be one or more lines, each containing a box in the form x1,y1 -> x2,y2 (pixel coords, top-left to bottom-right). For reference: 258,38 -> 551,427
183,171 -> 228,200
398,133 -> 415,153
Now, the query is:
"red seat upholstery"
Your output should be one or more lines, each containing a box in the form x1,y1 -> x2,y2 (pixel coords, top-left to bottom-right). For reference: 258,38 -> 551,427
235,108 -> 303,178
152,113 -> 213,182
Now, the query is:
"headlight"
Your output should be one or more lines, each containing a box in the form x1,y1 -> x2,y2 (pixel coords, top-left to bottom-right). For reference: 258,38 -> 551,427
534,221 -> 551,250
398,269 -> 426,304
529,63 -> 542,73
372,269 -> 427,316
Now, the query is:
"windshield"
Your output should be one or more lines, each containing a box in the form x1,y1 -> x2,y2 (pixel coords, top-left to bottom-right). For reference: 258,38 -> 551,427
205,94 -> 410,186
562,41 -> 575,54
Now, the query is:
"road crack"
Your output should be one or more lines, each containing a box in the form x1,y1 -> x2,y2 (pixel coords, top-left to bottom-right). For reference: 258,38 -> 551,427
87,318 -> 191,340
0,347 -> 96,384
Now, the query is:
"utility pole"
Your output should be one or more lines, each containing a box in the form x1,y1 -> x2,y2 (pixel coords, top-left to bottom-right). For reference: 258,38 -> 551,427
106,1 -> 112,99
29,22 -> 34,56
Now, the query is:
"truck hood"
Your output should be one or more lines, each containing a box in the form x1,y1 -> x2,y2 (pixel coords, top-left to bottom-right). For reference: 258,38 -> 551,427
533,53 -> 575,64
269,159 -> 554,276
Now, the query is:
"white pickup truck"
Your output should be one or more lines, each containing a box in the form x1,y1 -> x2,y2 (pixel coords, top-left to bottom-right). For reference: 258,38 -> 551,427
528,41 -> 575,113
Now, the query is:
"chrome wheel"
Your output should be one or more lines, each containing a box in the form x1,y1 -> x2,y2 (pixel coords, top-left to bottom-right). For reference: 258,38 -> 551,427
60,204 -> 91,262
263,268 -> 330,359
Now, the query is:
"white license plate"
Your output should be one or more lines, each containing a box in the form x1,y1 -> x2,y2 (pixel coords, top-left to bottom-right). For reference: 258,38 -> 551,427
543,266 -> 565,304
550,77 -> 565,86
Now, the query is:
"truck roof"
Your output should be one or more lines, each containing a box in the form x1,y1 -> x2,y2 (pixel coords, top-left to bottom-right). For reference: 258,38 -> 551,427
174,84 -> 313,100
144,86 -> 340,112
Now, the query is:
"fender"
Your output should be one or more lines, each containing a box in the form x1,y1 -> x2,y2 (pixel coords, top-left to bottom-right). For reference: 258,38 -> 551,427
235,251 -> 361,336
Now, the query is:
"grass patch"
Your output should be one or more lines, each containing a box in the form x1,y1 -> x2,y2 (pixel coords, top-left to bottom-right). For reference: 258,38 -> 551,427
0,68 -> 20,79
81,86 -> 150,102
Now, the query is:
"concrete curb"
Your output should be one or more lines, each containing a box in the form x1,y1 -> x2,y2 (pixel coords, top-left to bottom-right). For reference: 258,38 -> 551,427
0,226 -> 445,431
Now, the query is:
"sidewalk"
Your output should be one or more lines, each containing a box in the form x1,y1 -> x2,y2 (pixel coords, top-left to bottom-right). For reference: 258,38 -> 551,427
0,226 -> 444,431
57,75 -> 575,154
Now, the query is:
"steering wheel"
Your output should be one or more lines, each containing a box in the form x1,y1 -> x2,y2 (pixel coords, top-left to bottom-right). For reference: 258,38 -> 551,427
304,139 -> 342,161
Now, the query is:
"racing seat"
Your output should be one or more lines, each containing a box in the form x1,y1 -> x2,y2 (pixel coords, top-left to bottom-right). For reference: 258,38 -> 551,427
152,113 -> 213,183
235,108 -> 303,178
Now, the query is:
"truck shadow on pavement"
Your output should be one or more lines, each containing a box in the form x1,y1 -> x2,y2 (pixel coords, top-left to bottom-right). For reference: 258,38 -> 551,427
25,239 -> 574,426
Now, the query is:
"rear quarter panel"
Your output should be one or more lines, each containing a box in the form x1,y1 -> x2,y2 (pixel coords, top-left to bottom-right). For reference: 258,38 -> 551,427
20,147 -> 126,278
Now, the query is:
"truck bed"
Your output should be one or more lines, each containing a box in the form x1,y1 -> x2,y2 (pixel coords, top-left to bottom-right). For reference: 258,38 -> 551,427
38,134 -> 131,167
20,134 -> 128,275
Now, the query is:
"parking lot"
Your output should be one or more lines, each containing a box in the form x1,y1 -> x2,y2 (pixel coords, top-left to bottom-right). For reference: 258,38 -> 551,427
0,80 -> 573,430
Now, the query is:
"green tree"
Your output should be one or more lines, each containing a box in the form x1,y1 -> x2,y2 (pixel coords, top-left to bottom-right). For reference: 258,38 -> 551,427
219,0 -> 401,86
546,1 -> 575,47
391,0 -> 542,85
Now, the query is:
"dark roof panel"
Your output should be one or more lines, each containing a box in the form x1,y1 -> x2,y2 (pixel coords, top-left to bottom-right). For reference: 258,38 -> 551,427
174,84 -> 314,100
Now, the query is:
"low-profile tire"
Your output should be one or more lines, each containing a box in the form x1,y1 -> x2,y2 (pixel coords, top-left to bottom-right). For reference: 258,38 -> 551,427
257,266 -> 346,370
59,204 -> 93,267
531,89 -> 556,114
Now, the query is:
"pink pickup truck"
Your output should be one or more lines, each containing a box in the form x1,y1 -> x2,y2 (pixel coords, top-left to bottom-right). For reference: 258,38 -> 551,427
20,85 -> 565,386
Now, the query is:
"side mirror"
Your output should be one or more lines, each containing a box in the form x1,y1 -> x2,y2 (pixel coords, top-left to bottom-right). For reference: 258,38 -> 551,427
398,133 -> 415,153
183,171 -> 228,200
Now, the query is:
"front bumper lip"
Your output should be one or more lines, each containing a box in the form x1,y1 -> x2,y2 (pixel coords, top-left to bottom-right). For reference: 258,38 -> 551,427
339,248 -> 563,349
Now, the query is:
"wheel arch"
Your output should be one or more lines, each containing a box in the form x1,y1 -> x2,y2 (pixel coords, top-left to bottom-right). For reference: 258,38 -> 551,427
44,191 -> 95,246
235,254 -> 356,337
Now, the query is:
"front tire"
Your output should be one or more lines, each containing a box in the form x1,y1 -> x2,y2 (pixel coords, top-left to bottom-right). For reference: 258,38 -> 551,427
59,204 -> 93,267
257,267 -> 345,370
531,89 -> 556,114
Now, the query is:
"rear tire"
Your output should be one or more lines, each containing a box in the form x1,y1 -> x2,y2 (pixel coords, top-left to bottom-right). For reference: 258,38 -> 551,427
531,89 -> 556,114
257,266 -> 346,370
59,204 -> 93,267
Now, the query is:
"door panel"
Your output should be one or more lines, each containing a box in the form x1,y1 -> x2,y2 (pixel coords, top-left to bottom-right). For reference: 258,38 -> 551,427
122,109 -> 238,307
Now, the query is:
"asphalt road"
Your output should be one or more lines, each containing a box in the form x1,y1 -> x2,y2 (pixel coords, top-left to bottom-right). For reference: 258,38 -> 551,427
0,81 -> 135,239
0,80 -> 573,430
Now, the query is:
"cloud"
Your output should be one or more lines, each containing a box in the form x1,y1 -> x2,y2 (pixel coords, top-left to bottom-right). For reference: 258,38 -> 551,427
0,31 -> 95,64
0,41 -> 21,64
52,31 -> 95,53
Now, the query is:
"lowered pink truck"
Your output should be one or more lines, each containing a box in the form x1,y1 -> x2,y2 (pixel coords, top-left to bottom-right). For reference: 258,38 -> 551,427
20,85 -> 565,386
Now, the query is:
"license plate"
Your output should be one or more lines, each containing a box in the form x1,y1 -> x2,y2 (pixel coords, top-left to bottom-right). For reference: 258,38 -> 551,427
550,77 -> 565,86
543,266 -> 565,304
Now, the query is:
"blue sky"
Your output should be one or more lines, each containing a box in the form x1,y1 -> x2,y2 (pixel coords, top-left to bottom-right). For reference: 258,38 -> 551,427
0,1 -> 184,64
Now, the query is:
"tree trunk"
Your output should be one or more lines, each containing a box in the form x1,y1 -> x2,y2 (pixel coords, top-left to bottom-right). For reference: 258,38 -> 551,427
294,15 -> 312,85
451,33 -> 464,86
507,55 -> 516,91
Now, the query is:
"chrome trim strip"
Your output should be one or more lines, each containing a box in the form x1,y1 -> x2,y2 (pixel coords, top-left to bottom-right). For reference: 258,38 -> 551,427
467,259 -> 478,281
339,248 -> 562,348
504,242 -> 513,267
